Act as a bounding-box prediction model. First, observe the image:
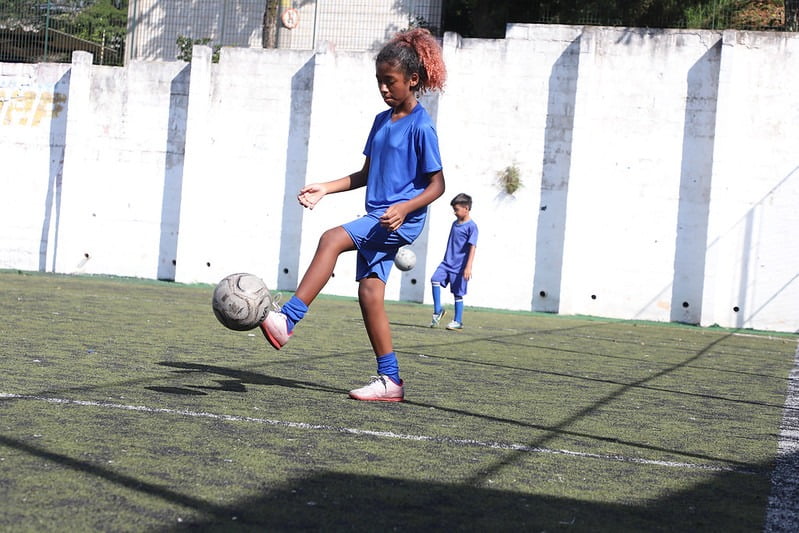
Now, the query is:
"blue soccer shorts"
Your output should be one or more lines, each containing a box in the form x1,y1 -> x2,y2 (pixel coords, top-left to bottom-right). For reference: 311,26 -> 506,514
342,212 -> 410,283
431,265 -> 468,297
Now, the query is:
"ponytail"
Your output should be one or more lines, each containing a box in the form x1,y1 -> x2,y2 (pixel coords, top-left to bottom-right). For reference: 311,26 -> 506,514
377,28 -> 447,93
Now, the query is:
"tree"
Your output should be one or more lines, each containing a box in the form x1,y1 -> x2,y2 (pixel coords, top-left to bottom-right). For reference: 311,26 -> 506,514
71,0 -> 128,50
0,0 -> 46,28
262,0 -> 278,48
787,0 -> 799,30
442,0 -> 790,35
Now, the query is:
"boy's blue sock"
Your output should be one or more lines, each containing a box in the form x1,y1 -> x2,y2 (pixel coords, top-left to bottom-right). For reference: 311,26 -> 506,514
376,352 -> 401,385
280,295 -> 308,332
454,298 -> 464,324
432,283 -> 442,314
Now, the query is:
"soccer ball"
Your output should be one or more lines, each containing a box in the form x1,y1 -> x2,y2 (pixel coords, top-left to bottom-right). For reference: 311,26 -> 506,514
212,273 -> 272,331
394,246 -> 416,271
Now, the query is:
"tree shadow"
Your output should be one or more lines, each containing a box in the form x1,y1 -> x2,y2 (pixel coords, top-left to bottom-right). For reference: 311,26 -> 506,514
0,432 -> 784,531
153,463 -> 777,532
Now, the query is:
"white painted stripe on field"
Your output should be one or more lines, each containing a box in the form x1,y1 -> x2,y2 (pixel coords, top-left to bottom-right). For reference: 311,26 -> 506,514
0,392 -> 754,474
764,341 -> 799,533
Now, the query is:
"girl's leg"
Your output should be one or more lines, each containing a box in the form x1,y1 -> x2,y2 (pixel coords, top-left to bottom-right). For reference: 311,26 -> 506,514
295,226 -> 355,306
358,275 -> 393,356
348,275 -> 404,400
261,226 -> 354,349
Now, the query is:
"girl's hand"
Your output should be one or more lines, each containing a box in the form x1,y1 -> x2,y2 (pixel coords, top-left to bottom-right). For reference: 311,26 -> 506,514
298,183 -> 327,209
379,203 -> 409,232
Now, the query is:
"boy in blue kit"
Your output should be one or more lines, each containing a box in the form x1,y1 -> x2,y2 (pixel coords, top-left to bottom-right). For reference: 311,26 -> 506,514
429,193 -> 478,330
259,29 -> 447,402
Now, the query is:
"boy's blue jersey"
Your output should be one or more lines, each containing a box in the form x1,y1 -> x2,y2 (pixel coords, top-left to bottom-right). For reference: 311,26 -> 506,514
440,219 -> 479,273
363,103 -> 442,242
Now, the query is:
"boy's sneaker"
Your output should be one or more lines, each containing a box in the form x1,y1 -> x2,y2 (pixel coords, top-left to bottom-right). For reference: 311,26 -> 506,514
429,309 -> 446,328
446,320 -> 463,331
348,375 -> 404,402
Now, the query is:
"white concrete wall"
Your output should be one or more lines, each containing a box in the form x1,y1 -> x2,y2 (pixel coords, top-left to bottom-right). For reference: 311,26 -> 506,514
562,27 -> 723,324
1,24 -> 798,333
175,45 -> 317,293
701,30 -> 799,332
0,62 -> 71,272
53,53 -> 189,280
435,26 -> 585,314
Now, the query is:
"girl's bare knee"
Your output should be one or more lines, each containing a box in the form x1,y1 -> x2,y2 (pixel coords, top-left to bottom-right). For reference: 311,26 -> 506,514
318,227 -> 351,253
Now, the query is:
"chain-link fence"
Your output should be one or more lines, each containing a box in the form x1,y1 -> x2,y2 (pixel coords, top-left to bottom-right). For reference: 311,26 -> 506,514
1,1 -> 792,67
0,0 -> 126,65
127,0 -> 442,63
272,0 -> 442,52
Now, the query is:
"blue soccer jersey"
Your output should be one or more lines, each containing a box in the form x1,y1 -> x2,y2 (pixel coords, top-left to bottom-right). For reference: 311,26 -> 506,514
439,219 -> 479,273
363,103 -> 442,242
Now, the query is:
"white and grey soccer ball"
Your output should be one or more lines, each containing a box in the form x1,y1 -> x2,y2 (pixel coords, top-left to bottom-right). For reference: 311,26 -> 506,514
212,273 -> 272,331
394,246 -> 416,272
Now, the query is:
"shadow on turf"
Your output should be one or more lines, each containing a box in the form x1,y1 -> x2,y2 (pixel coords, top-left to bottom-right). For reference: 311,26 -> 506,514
152,465 -> 775,532
152,356 -> 763,471
150,362 -> 347,396
0,432 -> 787,531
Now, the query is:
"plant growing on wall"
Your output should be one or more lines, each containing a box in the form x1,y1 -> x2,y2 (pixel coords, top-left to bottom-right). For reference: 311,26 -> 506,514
497,164 -> 522,195
176,35 -> 221,63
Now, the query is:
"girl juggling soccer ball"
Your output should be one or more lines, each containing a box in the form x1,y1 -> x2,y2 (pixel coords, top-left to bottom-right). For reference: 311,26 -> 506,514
260,29 -> 447,402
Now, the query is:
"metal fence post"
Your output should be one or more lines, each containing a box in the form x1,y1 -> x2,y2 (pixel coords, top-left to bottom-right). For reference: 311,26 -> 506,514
312,0 -> 319,49
44,0 -> 51,62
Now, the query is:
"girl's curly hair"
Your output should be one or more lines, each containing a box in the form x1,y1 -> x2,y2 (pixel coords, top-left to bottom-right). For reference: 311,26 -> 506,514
376,28 -> 446,93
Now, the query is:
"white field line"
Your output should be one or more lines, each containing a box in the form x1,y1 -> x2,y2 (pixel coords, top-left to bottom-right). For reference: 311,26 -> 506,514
764,341 -> 799,533
0,392 -> 753,474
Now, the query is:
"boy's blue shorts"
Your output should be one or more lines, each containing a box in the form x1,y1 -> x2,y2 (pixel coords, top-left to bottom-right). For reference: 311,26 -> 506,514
342,212 -> 410,283
431,265 -> 468,297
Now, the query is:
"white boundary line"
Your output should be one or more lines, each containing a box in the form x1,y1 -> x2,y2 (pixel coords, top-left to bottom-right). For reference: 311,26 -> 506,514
0,392 -> 753,474
764,341 -> 799,532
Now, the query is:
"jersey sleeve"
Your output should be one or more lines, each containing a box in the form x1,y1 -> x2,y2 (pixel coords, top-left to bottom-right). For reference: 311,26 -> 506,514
415,122 -> 443,174
468,223 -> 479,246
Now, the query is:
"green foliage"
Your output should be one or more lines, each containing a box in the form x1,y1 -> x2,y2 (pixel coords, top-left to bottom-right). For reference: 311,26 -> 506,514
400,14 -> 433,33
68,0 -> 128,49
2,1 -> 129,47
497,164 -> 521,195
684,0 -> 784,29
443,0 -> 789,35
0,0 -> 43,28
176,34 -> 221,63
0,1 -> 128,64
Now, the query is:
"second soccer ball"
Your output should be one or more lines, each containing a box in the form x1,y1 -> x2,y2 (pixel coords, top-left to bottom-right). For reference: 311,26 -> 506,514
394,247 -> 416,271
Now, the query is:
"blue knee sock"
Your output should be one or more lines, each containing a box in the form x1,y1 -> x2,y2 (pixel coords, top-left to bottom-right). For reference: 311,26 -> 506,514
281,295 -> 308,332
454,298 -> 464,324
376,352 -> 401,385
432,283 -> 442,314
